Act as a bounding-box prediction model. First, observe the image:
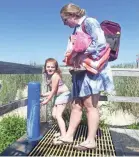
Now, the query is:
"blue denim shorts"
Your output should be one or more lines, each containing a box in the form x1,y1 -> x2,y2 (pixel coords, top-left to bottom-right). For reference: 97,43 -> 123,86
53,91 -> 71,105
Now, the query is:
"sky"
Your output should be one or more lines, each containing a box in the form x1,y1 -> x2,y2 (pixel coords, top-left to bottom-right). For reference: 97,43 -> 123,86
0,0 -> 139,66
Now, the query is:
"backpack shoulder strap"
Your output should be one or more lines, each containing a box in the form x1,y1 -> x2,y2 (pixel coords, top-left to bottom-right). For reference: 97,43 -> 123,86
81,17 -> 96,34
81,18 -> 88,34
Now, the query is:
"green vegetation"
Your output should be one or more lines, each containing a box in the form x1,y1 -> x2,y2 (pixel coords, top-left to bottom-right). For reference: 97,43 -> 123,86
106,63 -> 139,122
0,115 -> 26,153
0,62 -> 139,154
0,74 -> 42,105
127,123 -> 139,129
0,63 -> 139,120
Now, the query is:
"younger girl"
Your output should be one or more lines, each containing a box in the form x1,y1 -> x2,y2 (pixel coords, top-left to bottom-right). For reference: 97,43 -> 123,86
41,58 -> 71,145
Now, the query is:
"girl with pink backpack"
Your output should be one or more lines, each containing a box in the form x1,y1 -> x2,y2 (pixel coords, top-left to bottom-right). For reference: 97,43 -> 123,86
59,3 -> 115,150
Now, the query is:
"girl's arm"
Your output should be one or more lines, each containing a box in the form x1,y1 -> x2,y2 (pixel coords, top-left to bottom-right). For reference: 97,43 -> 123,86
41,73 -> 60,105
41,91 -> 50,97
84,18 -> 106,53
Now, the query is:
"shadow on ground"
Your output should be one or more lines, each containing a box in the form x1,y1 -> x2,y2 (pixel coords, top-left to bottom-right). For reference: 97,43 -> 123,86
110,129 -> 139,156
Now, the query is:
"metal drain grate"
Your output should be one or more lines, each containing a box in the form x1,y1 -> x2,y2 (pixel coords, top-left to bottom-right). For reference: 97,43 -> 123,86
29,124 -> 116,157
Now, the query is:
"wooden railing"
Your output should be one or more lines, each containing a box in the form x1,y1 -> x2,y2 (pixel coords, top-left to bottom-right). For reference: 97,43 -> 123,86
0,61 -> 42,116
0,61 -> 42,74
0,61 -> 139,116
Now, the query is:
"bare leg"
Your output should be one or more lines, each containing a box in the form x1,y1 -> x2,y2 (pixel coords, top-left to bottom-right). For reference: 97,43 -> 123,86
55,104 -> 67,137
61,100 -> 83,142
74,94 -> 100,150
52,105 -> 57,119
83,94 -> 100,141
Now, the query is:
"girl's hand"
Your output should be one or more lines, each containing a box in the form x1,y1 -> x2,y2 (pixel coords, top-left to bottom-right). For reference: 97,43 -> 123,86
65,51 -> 72,57
73,55 -> 81,68
40,92 -> 50,97
40,94 -> 45,97
73,54 -> 86,69
40,99 -> 48,105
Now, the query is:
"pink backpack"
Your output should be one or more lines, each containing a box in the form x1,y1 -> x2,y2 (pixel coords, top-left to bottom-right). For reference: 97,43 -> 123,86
63,31 -> 92,65
82,19 -> 121,61
70,31 -> 92,53
100,20 -> 121,61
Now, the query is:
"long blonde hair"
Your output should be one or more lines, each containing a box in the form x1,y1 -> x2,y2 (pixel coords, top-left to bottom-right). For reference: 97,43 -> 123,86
43,58 -> 62,77
60,3 -> 85,19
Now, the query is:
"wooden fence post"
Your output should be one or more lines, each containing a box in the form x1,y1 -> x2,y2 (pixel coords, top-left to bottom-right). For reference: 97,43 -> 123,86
40,69 -> 47,122
40,69 -> 53,123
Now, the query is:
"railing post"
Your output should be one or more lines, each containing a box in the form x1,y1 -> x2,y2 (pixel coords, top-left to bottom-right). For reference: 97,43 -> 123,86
27,81 -> 42,142
136,54 -> 139,68
41,70 -> 52,123
41,70 -> 47,122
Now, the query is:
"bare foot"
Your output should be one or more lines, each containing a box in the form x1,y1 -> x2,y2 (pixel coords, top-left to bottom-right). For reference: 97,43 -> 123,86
73,140 -> 96,150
